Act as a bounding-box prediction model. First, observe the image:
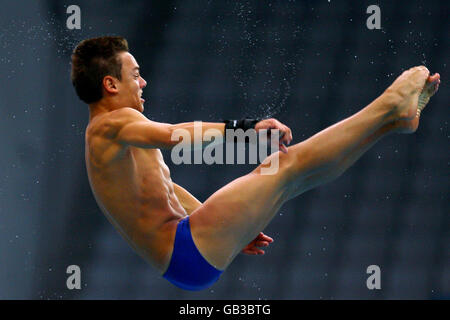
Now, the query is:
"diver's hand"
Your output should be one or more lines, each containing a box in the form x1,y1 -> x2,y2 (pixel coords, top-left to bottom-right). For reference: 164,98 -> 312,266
255,118 -> 293,153
241,232 -> 274,255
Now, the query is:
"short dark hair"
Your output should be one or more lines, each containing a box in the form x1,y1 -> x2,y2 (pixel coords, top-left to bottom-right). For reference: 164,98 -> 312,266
71,36 -> 129,104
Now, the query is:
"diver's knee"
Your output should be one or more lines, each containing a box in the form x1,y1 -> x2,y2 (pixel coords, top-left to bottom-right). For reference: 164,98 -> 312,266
252,150 -> 295,181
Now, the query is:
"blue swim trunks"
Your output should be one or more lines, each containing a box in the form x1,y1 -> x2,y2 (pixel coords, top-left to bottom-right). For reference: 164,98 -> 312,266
163,216 -> 223,291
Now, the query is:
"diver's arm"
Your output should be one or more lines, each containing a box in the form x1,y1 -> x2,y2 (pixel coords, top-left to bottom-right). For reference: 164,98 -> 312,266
115,107 -> 225,149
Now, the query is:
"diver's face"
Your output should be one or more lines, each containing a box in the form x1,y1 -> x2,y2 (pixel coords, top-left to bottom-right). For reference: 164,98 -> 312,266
118,52 -> 147,112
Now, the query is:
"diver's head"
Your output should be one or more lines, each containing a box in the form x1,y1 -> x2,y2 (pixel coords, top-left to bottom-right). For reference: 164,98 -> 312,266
71,36 -> 146,112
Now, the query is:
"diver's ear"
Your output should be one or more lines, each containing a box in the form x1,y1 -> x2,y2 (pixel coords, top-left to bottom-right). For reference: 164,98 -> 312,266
103,75 -> 119,94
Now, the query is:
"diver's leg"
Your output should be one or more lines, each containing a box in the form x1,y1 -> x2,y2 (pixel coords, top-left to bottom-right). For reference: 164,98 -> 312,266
189,67 -> 439,270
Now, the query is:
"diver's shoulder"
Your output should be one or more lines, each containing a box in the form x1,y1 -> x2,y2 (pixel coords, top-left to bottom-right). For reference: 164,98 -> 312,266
87,113 -> 121,140
88,108 -> 148,141
88,108 -> 131,137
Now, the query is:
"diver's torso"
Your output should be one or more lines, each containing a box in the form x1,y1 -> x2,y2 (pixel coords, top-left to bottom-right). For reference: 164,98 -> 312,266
84,113 -> 186,272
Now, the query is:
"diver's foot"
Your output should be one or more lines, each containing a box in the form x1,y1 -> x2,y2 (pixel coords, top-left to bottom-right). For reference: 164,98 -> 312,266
387,66 -> 441,133
417,73 -> 440,117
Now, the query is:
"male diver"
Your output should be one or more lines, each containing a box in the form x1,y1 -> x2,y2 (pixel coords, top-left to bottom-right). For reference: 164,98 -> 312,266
72,36 -> 440,290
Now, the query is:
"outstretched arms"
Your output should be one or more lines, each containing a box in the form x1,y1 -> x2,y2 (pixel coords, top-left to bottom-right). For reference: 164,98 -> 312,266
113,107 -> 293,151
